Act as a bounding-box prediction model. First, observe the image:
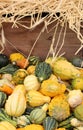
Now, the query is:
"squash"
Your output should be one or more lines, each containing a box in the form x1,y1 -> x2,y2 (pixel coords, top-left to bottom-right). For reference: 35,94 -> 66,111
10,53 -> 25,62
35,61 -> 52,82
70,57 -> 83,67
27,65 -> 36,75
26,90 -> 51,107
28,55 -> 40,65
40,79 -> 66,97
0,108 -> 17,126
0,78 -> 14,94
16,58 -> 29,69
5,85 -> 26,117
0,54 -> 9,68
24,124 -> 44,130
0,121 -> 16,130
24,75 -> 40,91
0,91 -> 7,107
43,116 -> 58,130
0,64 -> 19,74
16,115 -> 30,128
12,69 -> 28,85
48,94 -> 70,121
30,104 -> 48,124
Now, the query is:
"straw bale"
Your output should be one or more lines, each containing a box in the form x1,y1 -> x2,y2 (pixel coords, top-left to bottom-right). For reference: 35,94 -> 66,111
0,0 -> 83,56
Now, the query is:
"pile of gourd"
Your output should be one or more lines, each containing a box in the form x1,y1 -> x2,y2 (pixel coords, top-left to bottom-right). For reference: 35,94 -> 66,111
0,53 -> 83,130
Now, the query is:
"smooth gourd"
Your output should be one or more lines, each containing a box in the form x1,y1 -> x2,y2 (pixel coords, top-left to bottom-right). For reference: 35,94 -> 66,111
0,121 -> 16,130
24,75 -> 40,91
5,85 -> 26,117
26,90 -> 51,107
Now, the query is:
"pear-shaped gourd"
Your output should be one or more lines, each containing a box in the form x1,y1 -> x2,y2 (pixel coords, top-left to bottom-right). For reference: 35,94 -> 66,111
0,121 -> 16,130
5,85 -> 26,117
26,90 -> 51,107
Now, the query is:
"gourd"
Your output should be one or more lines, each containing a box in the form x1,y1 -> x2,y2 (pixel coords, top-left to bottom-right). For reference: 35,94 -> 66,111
74,104 -> 83,121
40,79 -> 66,97
24,124 -> 44,130
43,116 -> 58,130
26,90 -> 51,107
48,94 -> 70,121
24,75 -> 40,91
0,91 -> 7,107
10,53 -> 25,62
35,61 -> 52,82
30,104 -> 48,124
0,78 -> 14,94
5,85 -> 26,117
0,108 -> 17,126
0,121 -> 16,130
27,65 -> 35,74
70,57 -> 83,68
0,64 -> 19,74
28,55 -> 40,65
0,54 -> 9,68
12,69 -> 28,85
16,115 -> 30,128
58,116 -> 73,129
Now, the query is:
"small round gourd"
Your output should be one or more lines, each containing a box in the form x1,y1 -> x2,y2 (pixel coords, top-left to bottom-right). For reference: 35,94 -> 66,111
30,104 -> 48,124
24,75 -> 40,91
43,116 -> 58,130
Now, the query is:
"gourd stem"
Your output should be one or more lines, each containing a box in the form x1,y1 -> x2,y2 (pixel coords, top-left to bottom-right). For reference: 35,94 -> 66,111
41,103 -> 49,112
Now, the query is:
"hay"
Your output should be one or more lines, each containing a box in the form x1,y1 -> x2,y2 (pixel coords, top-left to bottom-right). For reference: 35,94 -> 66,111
0,0 -> 83,56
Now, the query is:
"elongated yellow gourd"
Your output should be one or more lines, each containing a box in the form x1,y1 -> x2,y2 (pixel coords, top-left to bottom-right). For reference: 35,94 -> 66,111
5,85 -> 26,117
26,90 -> 51,107
0,121 -> 16,130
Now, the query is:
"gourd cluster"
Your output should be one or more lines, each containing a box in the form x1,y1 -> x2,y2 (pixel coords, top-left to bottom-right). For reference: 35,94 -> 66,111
0,53 -> 83,130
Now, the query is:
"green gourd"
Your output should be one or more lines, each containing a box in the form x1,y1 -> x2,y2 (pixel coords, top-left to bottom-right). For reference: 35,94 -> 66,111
29,56 -> 40,65
0,92 -> 7,107
43,116 -> 58,130
70,57 -> 83,68
35,62 -> 52,82
30,104 -> 48,124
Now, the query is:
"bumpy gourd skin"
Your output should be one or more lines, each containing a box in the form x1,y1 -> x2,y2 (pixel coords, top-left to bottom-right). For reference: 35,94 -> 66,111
48,94 -> 70,121
35,61 -> 52,82
52,57 -> 80,80
10,53 -> 25,62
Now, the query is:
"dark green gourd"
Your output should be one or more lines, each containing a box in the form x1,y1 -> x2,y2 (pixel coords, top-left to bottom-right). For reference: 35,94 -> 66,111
43,116 -> 58,130
0,92 -> 7,107
0,54 -> 9,68
35,62 -> 52,82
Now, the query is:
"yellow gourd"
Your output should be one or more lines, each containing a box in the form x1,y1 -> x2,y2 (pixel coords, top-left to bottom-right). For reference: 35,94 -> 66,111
27,65 -> 36,74
0,121 -> 16,130
26,90 -> 51,107
5,85 -> 26,117
40,79 -> 66,97
24,124 -> 44,130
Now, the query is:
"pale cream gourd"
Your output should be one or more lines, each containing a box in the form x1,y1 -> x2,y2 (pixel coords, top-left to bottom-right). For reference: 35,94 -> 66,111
5,85 -> 26,117
24,75 -> 40,91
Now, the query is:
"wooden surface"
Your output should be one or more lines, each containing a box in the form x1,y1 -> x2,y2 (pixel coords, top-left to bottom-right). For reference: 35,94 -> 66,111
0,17 -> 83,60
